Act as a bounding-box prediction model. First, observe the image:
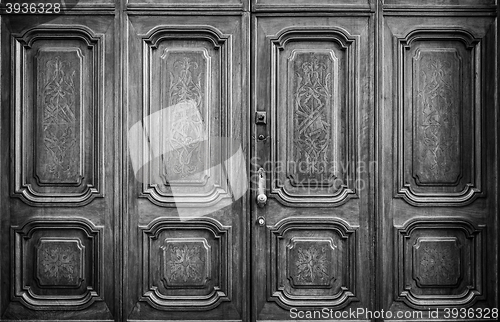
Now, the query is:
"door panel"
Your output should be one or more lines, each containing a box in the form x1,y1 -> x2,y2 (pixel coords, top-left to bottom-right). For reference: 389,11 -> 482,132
0,15 -> 116,320
124,13 -> 248,321
380,12 -> 498,314
252,15 -> 374,320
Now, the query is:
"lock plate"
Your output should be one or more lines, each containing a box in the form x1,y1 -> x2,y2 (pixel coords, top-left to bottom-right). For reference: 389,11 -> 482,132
255,111 -> 267,125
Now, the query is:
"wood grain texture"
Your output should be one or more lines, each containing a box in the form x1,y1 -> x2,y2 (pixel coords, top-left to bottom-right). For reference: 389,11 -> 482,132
0,2 -> 497,321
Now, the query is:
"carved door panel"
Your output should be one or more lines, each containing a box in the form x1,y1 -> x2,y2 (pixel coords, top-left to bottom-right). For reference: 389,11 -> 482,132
124,13 -> 249,321
379,4 -> 498,316
0,14 -> 117,320
252,14 -> 374,319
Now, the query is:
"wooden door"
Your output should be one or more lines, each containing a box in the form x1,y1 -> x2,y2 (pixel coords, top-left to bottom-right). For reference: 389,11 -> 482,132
251,2 -> 375,319
123,4 -> 250,321
379,0 -> 499,318
0,0 -> 498,321
0,7 -> 118,321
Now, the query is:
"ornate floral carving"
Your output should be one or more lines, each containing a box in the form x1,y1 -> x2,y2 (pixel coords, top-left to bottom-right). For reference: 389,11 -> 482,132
164,243 -> 204,285
415,240 -> 461,287
397,219 -> 483,308
271,218 -> 357,308
37,240 -> 82,286
162,55 -> 205,181
142,217 -> 229,310
294,245 -> 331,285
415,51 -> 460,184
396,32 -> 484,206
292,53 -> 332,180
40,56 -> 78,182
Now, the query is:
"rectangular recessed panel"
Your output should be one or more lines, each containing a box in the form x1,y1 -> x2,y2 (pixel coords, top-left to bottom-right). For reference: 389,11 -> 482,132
384,0 -> 495,6
254,0 -> 370,9
396,30 -> 484,206
413,49 -> 461,185
35,49 -> 82,185
139,26 -> 233,207
269,28 -> 359,206
12,27 -> 103,206
159,49 -> 209,184
126,0 -> 244,12
288,50 -> 338,189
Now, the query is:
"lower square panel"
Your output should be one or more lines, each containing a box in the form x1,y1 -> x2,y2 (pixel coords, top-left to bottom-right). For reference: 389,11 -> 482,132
140,217 -> 232,310
11,217 -> 103,310
268,217 -> 358,309
395,218 -> 485,308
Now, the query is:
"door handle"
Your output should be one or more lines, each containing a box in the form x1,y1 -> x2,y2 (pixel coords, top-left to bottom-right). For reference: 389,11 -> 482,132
256,167 -> 267,207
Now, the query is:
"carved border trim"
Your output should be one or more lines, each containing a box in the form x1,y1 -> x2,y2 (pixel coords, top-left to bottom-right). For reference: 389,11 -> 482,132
269,27 -> 359,207
268,216 -> 358,308
11,217 -> 104,310
139,25 -> 233,207
394,27 -> 484,206
394,218 -> 485,308
139,217 -> 232,310
11,25 -> 104,206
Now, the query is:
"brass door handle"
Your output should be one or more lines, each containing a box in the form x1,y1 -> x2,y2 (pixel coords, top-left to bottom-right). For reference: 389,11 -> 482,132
256,167 -> 267,207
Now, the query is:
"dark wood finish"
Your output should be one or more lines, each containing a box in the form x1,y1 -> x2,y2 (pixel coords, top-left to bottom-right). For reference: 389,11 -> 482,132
123,12 -> 249,321
252,14 -> 374,320
379,8 -> 498,314
0,1 -> 497,321
0,14 -> 117,320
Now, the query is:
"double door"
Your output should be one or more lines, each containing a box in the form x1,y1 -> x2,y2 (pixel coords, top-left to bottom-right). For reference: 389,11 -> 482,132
0,0 -> 498,321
